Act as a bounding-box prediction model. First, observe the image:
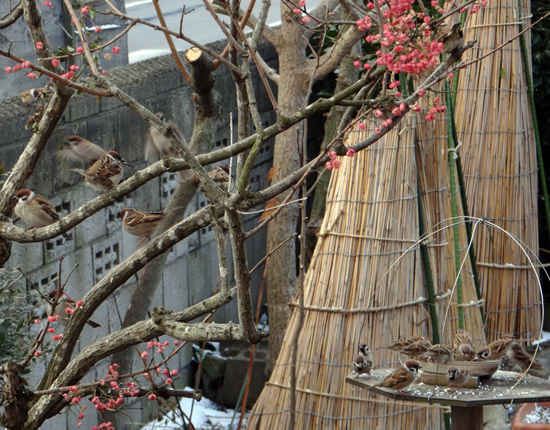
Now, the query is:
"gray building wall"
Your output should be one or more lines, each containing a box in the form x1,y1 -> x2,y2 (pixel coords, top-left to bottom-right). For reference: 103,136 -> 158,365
1,39 -> 277,429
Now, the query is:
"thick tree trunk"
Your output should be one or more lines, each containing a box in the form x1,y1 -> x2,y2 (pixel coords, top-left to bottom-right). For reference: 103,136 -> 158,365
265,10 -> 312,364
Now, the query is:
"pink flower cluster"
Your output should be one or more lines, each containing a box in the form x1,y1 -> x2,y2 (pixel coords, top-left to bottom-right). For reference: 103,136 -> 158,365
424,96 -> 446,121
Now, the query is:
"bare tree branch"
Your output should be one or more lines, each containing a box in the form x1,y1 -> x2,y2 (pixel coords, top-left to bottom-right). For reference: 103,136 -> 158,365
0,2 -> 23,29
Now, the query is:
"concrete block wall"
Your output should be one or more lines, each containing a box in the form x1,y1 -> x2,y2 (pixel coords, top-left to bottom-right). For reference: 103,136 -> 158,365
1,39 -> 278,429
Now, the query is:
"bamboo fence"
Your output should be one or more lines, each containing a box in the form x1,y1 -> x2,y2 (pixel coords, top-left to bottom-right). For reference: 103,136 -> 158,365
249,114 -> 484,428
249,1 -> 539,427
454,0 -> 540,341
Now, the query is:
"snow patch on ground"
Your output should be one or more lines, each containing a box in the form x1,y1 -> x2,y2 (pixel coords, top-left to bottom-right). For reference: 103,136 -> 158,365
142,389 -> 241,430
534,331 -> 550,345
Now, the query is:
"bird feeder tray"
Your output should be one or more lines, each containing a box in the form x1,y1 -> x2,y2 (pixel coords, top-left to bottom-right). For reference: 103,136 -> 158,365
419,359 -> 500,378
347,370 -> 550,430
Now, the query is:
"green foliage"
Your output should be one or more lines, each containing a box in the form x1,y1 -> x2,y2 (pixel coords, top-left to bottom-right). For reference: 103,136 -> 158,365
0,269 -> 35,363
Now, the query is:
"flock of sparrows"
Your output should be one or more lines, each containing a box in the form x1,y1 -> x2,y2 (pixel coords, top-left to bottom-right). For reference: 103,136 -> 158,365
12,113 -> 230,243
353,330 -> 549,393
12,114 -> 203,325
353,344 -> 422,394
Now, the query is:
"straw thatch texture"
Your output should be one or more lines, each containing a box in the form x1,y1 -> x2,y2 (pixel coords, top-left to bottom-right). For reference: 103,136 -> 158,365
249,114 -> 484,428
414,89 -> 486,346
454,0 -> 540,341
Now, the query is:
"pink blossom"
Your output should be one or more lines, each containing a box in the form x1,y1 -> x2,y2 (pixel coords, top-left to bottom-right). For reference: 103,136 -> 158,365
148,394 -> 157,400
34,350 -> 42,357
51,58 -> 60,67
47,328 -> 56,333
112,46 -> 120,54
293,8 -> 301,14
75,300 -> 83,308
301,16 -> 310,23
78,413 -> 85,420
13,64 -> 21,72
52,334 -> 63,341
81,6 -> 89,14
43,1 -> 53,7
22,61 -> 31,68
346,149 -> 355,157
76,46 -> 84,54
332,160 -> 342,169
165,378 -> 173,384
358,123 -> 366,131
36,41 -> 44,50
95,26 -> 102,33
170,369 -> 179,376
33,318 -> 40,324
65,307 -> 75,315
70,386 -> 79,393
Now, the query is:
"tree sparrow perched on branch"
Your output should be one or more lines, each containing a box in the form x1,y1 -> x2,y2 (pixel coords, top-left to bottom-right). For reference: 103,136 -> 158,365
57,135 -> 106,164
194,165 -> 231,193
13,189 -> 69,239
507,343 -> 550,379
20,83 -> 54,105
47,289 -> 100,328
439,22 -> 463,54
71,151 -> 129,192
353,344 -> 374,375
446,367 -> 471,389
376,360 -> 421,394
119,208 -> 164,241
144,112 -> 185,161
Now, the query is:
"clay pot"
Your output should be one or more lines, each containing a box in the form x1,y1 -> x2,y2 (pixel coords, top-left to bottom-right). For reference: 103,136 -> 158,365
513,402 -> 550,430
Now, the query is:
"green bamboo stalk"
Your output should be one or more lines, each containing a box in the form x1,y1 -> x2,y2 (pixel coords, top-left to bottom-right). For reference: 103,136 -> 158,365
447,82 -> 485,328
445,81 -> 464,329
417,174 -> 441,344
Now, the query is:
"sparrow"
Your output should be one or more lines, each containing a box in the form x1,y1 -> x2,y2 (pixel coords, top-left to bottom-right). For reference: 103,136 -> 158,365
453,329 -> 474,350
20,83 -> 54,105
484,335 -> 514,360
57,135 -> 106,164
453,343 -> 475,362
384,336 -> 432,354
353,344 -> 374,375
418,344 -> 454,364
439,22 -> 463,54
119,208 -> 165,241
386,335 -> 432,350
71,151 -> 128,192
13,189 -> 69,239
194,165 -> 231,193
47,289 -> 100,328
377,360 -> 421,394
475,346 -> 492,360
144,112 -> 184,162
446,367 -> 471,389
507,343 -> 550,378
